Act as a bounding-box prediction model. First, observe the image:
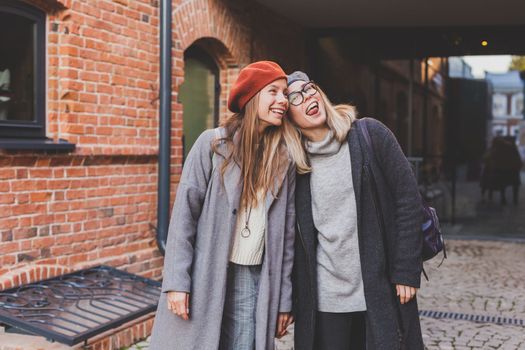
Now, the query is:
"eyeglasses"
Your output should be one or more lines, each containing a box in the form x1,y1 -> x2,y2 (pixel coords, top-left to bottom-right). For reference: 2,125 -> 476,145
287,82 -> 318,106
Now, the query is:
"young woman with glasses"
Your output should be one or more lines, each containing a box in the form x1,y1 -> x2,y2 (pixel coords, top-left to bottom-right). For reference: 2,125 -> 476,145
286,71 -> 425,350
150,61 -> 297,350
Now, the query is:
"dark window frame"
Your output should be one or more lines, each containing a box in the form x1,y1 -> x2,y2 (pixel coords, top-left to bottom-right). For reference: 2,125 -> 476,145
0,0 -> 46,139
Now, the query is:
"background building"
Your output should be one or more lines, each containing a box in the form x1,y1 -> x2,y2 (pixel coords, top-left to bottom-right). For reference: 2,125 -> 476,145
449,57 -> 475,79
486,71 -> 524,139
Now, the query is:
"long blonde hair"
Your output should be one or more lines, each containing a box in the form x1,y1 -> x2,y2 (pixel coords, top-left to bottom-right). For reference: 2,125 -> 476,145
213,92 -> 294,209
284,85 -> 358,174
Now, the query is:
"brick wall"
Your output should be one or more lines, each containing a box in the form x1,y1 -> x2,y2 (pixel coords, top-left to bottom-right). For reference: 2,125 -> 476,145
0,0 -> 164,292
0,0 -> 305,291
0,0 -> 305,347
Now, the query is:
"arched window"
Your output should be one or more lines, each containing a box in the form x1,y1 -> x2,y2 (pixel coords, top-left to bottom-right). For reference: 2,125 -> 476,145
179,45 -> 220,158
0,0 -> 45,138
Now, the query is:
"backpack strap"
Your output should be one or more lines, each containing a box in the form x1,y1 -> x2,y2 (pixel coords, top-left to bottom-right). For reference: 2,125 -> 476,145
359,117 -> 382,171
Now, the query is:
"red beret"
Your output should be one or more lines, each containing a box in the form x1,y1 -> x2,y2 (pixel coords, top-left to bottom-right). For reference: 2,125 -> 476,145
227,61 -> 287,113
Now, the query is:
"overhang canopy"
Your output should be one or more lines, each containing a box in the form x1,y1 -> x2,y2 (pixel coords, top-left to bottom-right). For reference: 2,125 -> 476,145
256,0 -> 525,58
256,0 -> 525,28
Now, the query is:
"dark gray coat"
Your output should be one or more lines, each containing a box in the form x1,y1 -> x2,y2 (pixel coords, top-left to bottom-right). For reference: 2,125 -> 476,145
293,118 -> 424,350
150,128 -> 296,350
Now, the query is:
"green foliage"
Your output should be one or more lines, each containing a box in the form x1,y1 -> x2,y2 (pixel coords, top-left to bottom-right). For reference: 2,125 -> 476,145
509,56 -> 525,71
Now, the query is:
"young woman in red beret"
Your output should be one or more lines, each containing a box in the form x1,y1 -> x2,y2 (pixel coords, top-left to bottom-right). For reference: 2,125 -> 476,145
286,72 -> 425,350
150,61 -> 296,350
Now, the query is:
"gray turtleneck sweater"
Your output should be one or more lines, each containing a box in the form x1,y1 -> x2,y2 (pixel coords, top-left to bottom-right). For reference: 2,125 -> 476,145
306,130 -> 367,313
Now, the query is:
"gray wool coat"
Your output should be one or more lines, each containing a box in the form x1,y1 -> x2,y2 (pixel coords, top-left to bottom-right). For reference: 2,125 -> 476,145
293,118 -> 424,350
149,128 -> 296,350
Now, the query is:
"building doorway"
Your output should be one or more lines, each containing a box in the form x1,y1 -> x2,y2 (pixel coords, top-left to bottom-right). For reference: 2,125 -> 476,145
179,45 -> 220,159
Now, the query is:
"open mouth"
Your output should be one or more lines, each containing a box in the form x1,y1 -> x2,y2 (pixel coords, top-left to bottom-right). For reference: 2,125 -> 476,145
270,108 -> 285,117
306,101 -> 319,116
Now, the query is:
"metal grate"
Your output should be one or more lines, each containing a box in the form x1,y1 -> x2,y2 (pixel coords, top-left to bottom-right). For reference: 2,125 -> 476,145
0,265 -> 161,346
419,310 -> 525,326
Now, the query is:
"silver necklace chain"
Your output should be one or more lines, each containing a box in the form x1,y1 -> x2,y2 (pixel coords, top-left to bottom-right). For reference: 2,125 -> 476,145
240,206 -> 252,238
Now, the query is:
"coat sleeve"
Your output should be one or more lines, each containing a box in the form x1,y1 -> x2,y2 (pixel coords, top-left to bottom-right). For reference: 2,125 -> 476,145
368,119 -> 423,288
279,163 -> 296,312
161,129 -> 215,293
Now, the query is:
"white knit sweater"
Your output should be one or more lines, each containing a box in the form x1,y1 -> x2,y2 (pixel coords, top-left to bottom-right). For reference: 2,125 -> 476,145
229,194 -> 266,265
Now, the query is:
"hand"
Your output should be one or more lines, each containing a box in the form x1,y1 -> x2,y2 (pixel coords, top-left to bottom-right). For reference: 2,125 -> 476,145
396,284 -> 417,304
276,312 -> 294,338
167,291 -> 190,320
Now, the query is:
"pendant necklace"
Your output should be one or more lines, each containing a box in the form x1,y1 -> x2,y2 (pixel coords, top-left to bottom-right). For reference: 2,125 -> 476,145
240,206 -> 253,238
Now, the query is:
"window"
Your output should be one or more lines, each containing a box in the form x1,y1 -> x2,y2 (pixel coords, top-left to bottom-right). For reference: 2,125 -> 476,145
492,94 -> 507,118
511,93 -> 523,118
0,1 -> 45,138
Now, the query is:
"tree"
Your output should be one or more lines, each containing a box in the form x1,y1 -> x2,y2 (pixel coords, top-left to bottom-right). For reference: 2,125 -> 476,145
509,56 -> 525,71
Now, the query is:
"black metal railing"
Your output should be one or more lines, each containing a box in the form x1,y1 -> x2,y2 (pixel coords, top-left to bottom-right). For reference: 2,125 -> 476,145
408,154 -> 458,224
0,265 -> 161,346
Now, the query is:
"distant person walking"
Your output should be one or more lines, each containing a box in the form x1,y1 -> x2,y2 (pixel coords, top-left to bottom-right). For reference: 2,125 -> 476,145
286,71 -> 424,350
481,136 -> 522,205
150,61 -> 296,350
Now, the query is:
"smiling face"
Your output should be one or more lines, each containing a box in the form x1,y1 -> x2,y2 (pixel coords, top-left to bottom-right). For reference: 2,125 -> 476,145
287,80 -> 327,133
257,78 -> 289,130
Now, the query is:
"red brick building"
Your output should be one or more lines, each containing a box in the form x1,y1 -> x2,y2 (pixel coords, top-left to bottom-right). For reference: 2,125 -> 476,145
0,0 -> 446,348
0,0 -> 305,348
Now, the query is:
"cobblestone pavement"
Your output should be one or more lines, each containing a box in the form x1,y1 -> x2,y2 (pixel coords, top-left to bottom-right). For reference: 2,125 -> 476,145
418,239 -> 525,350
129,240 -> 525,350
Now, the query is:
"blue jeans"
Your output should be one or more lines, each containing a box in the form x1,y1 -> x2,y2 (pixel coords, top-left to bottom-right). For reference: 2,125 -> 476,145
219,263 -> 261,350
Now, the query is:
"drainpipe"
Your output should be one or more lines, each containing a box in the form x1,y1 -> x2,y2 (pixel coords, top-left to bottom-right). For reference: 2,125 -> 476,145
157,0 -> 172,255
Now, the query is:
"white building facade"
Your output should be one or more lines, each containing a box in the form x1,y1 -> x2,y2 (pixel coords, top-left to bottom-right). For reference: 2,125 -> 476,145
486,71 -> 524,139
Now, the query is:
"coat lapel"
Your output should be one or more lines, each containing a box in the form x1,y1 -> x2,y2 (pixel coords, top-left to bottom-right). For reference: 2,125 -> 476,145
347,124 -> 364,229
215,134 -> 242,211
295,173 -> 317,260
223,160 -> 242,210
265,166 -> 287,211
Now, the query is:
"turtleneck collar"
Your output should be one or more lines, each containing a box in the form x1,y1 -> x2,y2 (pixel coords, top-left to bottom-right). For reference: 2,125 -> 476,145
305,130 -> 342,156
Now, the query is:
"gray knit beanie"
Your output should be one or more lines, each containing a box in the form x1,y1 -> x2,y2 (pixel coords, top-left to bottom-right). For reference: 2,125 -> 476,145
287,71 -> 310,86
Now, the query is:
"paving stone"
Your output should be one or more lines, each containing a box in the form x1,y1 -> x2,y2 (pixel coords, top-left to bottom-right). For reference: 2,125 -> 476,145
419,239 -> 525,350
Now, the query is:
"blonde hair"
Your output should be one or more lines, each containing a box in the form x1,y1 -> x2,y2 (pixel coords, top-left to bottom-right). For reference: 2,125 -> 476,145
284,85 -> 358,174
213,92 -> 293,209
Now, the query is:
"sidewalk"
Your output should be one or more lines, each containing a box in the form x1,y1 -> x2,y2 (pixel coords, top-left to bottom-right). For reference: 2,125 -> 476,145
419,239 -> 525,349
128,239 -> 525,350
128,178 -> 525,350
